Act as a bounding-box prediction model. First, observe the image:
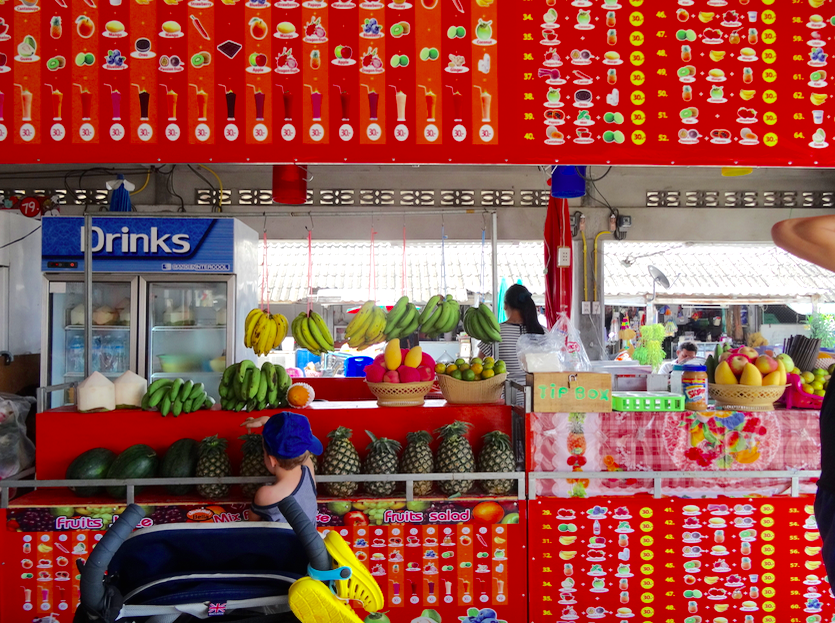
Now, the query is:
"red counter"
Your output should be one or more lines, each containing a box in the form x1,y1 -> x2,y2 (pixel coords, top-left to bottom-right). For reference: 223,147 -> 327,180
36,400 -> 512,480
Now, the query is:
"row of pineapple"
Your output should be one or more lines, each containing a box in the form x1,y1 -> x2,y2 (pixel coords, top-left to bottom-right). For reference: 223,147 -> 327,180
319,421 -> 517,497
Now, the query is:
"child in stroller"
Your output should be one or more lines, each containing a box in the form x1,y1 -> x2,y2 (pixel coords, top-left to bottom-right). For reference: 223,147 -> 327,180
73,415 -> 383,623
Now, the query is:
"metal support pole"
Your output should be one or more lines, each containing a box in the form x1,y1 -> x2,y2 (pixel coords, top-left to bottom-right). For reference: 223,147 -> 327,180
84,214 -> 93,378
491,210 -> 498,314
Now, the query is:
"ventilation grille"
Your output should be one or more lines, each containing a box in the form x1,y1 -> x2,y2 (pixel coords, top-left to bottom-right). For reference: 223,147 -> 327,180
649,190 -> 835,208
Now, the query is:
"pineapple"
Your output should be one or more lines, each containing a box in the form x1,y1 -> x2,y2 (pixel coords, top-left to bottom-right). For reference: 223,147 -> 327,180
239,434 -> 271,498
400,431 -> 435,496
363,431 -> 402,497
434,421 -> 475,495
321,426 -> 361,497
196,435 -> 232,500
567,413 -> 587,456
478,431 -> 516,495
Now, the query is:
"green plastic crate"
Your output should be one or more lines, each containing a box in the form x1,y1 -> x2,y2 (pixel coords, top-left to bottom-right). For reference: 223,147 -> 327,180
611,391 -> 686,412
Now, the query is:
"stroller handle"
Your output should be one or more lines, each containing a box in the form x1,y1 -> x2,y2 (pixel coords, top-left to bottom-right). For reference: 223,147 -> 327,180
278,496 -> 331,573
80,504 -> 146,614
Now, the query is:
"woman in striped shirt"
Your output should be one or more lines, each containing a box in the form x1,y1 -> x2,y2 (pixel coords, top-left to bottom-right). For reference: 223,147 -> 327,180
479,284 -> 545,384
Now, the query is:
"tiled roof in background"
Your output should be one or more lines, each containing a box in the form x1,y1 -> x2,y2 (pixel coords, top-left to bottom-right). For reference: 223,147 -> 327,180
263,241 -> 545,304
605,242 -> 835,302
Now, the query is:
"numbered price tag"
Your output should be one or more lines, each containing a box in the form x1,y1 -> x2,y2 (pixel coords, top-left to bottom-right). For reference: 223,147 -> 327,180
195,123 -> 211,142
18,196 -> 41,218
394,124 -> 409,142
479,124 -> 495,143
254,123 -> 270,142
165,124 -> 181,142
138,123 -> 154,142
110,124 -> 125,141
50,123 -> 66,142
452,124 -> 467,142
79,123 -> 95,142
424,124 -> 439,142
339,123 -> 354,141
366,123 -> 382,141
225,124 -> 241,142
20,123 -> 36,142
0,124 -> 7,142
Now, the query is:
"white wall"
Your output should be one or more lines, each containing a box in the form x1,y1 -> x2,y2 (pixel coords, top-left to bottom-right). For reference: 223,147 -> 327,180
0,212 -> 42,354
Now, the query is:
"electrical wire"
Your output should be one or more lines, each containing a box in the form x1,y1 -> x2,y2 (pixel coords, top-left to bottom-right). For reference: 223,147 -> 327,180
131,168 -> 151,196
592,230 -> 612,302
574,165 -> 613,183
167,165 -> 186,212
187,164 -> 219,212
198,164 -> 224,211
0,225 -> 40,249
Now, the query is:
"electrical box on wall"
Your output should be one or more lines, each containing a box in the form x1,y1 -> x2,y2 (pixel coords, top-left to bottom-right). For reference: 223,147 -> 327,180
557,247 -> 571,267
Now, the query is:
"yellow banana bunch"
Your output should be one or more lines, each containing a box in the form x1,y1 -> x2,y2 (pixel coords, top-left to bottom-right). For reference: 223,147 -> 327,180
345,301 -> 387,351
292,311 -> 335,356
244,308 -> 289,356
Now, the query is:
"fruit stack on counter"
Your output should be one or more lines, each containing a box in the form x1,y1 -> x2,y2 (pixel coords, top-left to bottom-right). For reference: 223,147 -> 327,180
707,344 -> 791,386
64,424 -> 516,502
363,340 -> 436,384
463,304 -> 503,343
217,361 -> 305,412
141,378 -> 215,416
436,356 -> 507,382
243,308 -> 289,356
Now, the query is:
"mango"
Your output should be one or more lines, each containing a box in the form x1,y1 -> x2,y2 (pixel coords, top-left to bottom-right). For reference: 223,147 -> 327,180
740,363 -> 763,386
384,339 -> 402,371
714,361 -> 738,385
404,345 -> 423,368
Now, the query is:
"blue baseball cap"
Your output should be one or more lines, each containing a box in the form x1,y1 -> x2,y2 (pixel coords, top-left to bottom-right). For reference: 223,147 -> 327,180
262,411 -> 323,459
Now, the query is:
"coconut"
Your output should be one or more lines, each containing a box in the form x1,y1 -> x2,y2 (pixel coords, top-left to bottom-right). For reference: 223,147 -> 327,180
114,371 -> 147,409
70,303 -> 85,326
77,372 -> 116,412
92,306 -> 117,325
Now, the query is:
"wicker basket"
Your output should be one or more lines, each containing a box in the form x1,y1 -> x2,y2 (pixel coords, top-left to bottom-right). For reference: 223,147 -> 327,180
436,373 -> 508,405
366,380 -> 435,407
708,383 -> 790,412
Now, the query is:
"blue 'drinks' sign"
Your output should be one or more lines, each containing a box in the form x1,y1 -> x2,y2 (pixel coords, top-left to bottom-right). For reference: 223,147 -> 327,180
41,217 -> 235,273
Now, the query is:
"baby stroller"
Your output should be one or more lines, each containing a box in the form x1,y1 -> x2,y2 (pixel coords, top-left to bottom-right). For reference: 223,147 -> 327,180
73,499 -> 384,623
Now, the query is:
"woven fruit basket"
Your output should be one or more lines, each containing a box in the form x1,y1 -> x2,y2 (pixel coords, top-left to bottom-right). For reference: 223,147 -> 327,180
708,383 -> 790,412
366,380 -> 435,407
437,373 -> 508,405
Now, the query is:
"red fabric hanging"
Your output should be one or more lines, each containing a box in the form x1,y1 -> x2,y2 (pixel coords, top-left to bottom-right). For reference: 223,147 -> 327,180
544,196 -> 573,328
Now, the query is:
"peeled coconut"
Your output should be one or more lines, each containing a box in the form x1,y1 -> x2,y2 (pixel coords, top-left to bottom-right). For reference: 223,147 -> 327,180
77,371 -> 116,412
70,303 -> 85,326
114,298 -> 131,325
114,371 -> 147,409
93,305 -> 117,326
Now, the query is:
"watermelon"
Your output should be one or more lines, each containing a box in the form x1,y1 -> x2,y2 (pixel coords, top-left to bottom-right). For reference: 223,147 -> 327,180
105,444 -> 159,499
160,438 -> 199,495
66,448 -> 116,497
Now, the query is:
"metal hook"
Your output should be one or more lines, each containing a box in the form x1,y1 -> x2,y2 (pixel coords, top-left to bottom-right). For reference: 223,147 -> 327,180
298,164 -> 313,184
263,212 -> 268,234
305,212 -> 314,232
482,210 -> 488,232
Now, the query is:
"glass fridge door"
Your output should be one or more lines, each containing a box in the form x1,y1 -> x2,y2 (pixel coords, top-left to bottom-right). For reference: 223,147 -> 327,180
43,278 -> 137,407
145,279 -> 229,400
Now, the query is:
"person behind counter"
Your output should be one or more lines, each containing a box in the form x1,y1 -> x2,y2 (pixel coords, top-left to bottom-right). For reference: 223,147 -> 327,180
772,214 -> 835,583
479,284 -> 545,383
240,411 -> 322,525
659,342 -> 702,374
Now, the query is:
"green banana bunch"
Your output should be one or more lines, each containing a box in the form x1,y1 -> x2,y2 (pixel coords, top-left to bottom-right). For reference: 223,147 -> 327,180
141,377 -> 213,417
463,304 -> 502,343
419,294 -> 461,337
345,300 -> 387,350
384,296 -> 421,340
292,311 -> 334,356
217,360 -> 293,412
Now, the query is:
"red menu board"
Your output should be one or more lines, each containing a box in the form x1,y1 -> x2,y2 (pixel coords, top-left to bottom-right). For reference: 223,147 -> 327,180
0,0 -> 833,165
528,496 -> 832,623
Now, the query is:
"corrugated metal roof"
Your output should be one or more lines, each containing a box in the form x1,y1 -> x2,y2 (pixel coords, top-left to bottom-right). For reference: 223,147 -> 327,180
263,241 -> 545,304
605,242 -> 835,303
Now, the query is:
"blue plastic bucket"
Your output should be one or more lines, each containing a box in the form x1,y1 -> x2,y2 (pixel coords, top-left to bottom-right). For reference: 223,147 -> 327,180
344,356 -> 374,377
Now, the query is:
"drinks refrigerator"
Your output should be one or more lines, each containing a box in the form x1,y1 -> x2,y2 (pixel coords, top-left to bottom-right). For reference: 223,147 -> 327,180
40,216 -> 258,407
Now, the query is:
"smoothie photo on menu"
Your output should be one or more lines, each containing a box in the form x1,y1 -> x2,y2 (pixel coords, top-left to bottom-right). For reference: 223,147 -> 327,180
132,83 -> 150,120
190,84 -> 208,120
105,84 -> 121,120
45,84 -> 62,120
14,84 -> 33,121
248,84 -> 266,121
363,85 -> 379,120
389,85 -> 406,121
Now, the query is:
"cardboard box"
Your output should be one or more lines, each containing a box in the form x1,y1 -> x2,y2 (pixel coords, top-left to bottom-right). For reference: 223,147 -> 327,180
527,372 -> 613,413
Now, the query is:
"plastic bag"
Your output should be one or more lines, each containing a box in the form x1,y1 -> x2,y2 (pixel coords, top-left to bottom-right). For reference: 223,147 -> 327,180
517,313 -> 591,373
0,392 -> 36,480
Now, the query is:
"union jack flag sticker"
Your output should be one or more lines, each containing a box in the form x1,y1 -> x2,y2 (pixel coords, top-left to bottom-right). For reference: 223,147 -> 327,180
208,602 -> 227,616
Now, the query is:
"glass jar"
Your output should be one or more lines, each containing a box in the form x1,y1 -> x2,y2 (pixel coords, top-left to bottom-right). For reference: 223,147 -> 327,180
682,364 -> 709,411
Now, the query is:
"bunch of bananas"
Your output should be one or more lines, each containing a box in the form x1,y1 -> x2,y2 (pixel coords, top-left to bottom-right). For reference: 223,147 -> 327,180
292,311 -> 334,355
384,296 -> 420,340
418,294 -> 460,337
141,378 -> 214,417
218,360 -> 292,412
244,308 -> 289,356
345,301 -> 387,350
463,305 -> 502,343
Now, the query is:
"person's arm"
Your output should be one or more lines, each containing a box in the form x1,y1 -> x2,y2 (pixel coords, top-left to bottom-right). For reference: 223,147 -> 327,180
241,416 -> 270,429
772,215 -> 835,272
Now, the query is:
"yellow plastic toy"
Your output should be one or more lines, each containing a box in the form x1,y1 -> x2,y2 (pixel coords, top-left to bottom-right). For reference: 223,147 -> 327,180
289,530 -> 385,623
